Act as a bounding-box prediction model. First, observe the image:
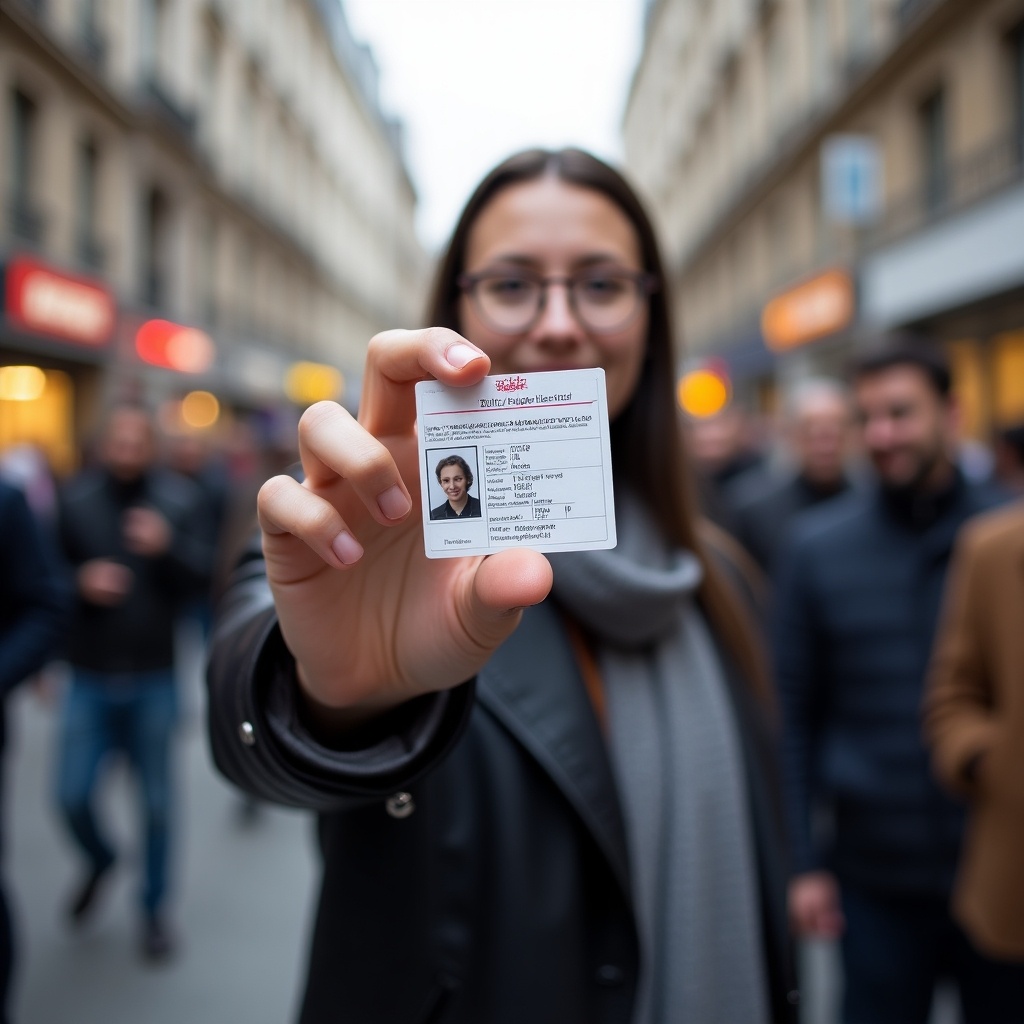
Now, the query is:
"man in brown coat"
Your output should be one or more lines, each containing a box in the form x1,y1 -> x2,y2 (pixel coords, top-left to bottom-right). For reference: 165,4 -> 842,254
925,498 -> 1024,962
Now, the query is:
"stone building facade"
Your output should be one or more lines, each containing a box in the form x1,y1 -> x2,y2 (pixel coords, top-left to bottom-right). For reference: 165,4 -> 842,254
0,0 -> 425,469
625,0 -> 1024,437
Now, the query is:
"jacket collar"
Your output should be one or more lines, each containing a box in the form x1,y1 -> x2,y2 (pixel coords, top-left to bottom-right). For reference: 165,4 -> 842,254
475,601 -> 632,902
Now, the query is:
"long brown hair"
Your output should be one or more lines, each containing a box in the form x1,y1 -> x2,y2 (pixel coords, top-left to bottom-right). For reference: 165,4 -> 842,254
426,148 -> 771,702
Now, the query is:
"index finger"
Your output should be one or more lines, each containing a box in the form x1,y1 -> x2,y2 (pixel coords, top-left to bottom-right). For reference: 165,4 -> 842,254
359,327 -> 489,437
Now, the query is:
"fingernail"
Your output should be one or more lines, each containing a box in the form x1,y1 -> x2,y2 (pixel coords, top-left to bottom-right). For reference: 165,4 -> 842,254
376,484 -> 411,520
331,531 -> 364,565
445,343 -> 483,369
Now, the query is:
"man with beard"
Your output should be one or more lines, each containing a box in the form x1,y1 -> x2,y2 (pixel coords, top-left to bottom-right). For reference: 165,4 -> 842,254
774,347 -> 1024,1023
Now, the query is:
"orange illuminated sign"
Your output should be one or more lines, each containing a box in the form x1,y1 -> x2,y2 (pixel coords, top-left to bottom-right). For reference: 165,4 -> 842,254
761,269 -> 855,351
135,319 -> 215,373
5,256 -> 116,346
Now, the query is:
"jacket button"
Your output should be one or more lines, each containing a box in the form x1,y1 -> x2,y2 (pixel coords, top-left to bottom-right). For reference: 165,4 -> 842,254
787,989 -> 801,1005
385,791 -> 415,818
238,721 -> 256,746
595,964 -> 624,987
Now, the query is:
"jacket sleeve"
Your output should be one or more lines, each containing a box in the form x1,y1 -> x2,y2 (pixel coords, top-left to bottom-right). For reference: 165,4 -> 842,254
772,532 -> 826,876
205,536 -> 475,812
0,486 -> 71,695
923,520 -> 997,796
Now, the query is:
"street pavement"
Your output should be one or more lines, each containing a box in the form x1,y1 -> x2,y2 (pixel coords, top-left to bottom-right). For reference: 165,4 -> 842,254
6,631 -> 318,1024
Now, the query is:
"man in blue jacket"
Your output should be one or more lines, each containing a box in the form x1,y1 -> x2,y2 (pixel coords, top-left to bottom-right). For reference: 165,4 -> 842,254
775,347 -> 1024,1023
0,479 -> 69,1022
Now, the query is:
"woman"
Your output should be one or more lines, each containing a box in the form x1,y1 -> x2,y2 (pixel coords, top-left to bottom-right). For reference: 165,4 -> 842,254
207,149 -> 794,1023
429,454 -> 481,520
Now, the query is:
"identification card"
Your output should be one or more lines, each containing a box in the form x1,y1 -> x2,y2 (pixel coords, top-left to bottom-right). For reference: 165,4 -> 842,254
415,368 -> 617,558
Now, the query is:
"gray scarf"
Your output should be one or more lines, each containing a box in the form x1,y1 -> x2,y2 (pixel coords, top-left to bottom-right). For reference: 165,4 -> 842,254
549,491 -> 769,1024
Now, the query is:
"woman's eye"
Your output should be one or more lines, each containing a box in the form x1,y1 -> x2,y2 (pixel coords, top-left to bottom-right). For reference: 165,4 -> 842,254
578,276 -> 628,301
483,278 -> 535,302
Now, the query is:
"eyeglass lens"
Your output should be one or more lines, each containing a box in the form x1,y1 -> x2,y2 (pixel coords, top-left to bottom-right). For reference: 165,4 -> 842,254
473,272 -> 646,333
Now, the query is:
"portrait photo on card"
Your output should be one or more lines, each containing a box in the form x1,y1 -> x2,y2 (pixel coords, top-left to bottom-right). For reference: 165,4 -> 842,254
426,448 -> 483,522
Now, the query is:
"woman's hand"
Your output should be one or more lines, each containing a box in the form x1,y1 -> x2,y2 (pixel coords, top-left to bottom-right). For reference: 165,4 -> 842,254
257,328 -> 553,726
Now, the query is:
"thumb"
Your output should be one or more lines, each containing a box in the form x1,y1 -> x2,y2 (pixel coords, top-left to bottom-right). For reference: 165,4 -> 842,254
463,549 -> 553,649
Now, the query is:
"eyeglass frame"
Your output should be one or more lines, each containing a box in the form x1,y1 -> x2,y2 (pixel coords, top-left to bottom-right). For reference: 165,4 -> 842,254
456,266 -> 660,336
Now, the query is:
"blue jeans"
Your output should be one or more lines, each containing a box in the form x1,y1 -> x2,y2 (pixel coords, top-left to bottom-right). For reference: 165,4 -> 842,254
55,669 -> 178,917
840,882 -> 1024,1024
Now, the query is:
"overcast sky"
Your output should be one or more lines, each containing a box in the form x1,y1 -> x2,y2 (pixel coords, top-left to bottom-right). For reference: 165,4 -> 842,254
343,0 -> 647,251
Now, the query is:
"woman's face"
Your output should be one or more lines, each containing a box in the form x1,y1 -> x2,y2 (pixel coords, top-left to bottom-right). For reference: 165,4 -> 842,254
438,464 -> 467,503
459,177 -> 649,420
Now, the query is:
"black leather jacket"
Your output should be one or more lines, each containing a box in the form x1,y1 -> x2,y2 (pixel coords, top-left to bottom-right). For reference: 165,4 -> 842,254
207,542 -> 797,1024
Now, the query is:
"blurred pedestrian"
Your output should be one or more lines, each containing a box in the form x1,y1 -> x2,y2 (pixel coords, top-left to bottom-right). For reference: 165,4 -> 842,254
207,149 -> 795,1023
54,405 -> 212,962
0,480 -> 69,1022
728,379 -> 856,576
993,422 -> 1024,492
0,444 -> 58,532
774,346 -> 1022,1023
924,498 -> 1024,963
687,404 -> 766,528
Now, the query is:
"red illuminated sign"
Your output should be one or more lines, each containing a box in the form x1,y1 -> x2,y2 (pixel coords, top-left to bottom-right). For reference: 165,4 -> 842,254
135,319 -> 214,373
5,256 -> 116,347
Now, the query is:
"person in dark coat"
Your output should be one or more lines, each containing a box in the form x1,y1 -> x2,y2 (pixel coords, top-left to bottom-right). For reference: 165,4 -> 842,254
55,405 -> 212,962
0,480 -> 69,1022
728,379 -> 855,577
775,346 -> 1023,1024
207,149 -> 796,1024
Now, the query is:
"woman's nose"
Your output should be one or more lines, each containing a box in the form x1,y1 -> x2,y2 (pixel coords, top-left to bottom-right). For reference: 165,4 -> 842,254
532,282 -> 582,340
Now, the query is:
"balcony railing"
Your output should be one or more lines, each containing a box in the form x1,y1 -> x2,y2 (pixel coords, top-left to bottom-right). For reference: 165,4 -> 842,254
76,233 -> 105,272
15,0 -> 47,17
143,270 -> 164,309
80,25 -> 107,69
142,77 -> 197,142
7,196 -> 46,245
897,0 -> 944,26
867,125 -> 1024,248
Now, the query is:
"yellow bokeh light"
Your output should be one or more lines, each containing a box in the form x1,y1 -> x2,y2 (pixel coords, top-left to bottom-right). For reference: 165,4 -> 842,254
677,370 -> 730,418
181,390 -> 220,429
285,362 -> 344,405
0,365 -> 47,402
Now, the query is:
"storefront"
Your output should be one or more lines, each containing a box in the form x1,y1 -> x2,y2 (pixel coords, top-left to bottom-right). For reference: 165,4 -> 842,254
0,254 -> 117,475
758,267 -> 858,396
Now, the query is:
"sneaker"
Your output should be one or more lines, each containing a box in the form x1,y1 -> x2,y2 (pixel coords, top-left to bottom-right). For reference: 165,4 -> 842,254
141,915 -> 176,963
67,861 -> 113,926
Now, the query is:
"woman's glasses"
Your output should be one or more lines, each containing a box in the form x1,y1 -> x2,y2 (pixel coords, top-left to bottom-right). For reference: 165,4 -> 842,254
458,267 -> 658,335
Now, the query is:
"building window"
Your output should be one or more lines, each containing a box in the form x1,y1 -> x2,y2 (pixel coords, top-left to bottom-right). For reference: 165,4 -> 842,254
79,0 -> 106,66
766,15 -> 788,134
76,137 -> 103,270
846,0 -> 872,66
198,16 -> 221,150
140,0 -> 169,80
142,186 -> 171,308
198,218 -> 218,326
808,0 -> 831,100
1012,24 -> 1024,163
919,87 -> 948,215
7,88 -> 44,244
